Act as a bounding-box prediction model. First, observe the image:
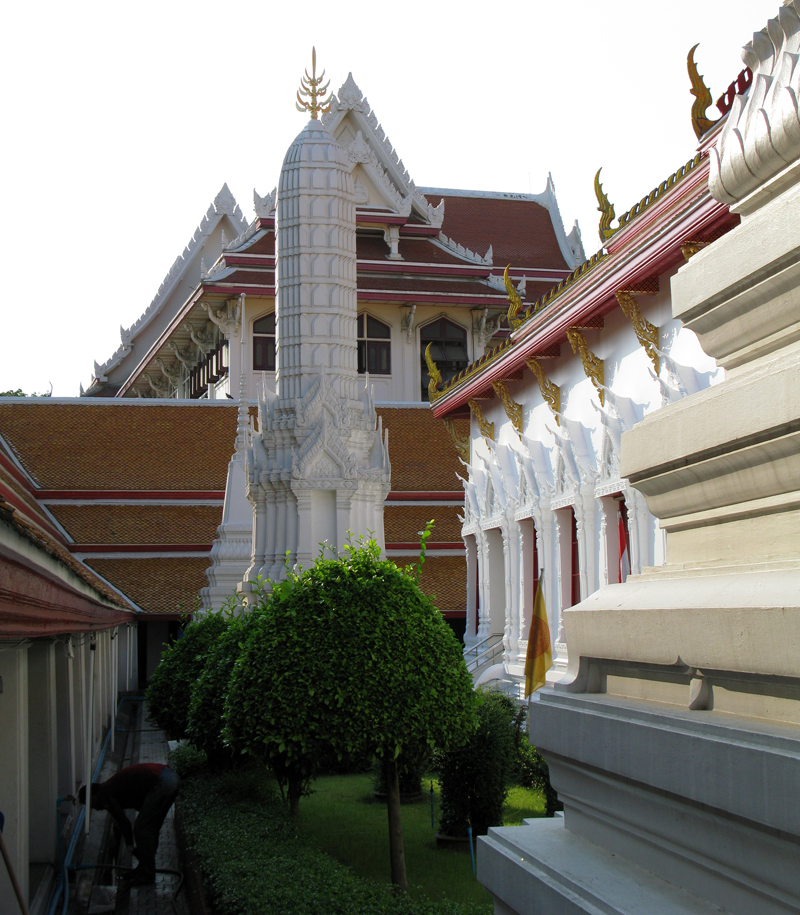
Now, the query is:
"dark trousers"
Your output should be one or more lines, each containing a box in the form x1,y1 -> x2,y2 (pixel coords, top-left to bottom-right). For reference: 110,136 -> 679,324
133,767 -> 180,877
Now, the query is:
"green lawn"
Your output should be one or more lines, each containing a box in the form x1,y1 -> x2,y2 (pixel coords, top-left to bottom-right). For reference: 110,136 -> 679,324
296,774 -> 545,911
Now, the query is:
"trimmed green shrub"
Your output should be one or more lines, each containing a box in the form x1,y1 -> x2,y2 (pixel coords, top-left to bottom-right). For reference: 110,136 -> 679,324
168,742 -> 208,780
437,690 -> 518,837
145,612 -> 229,739
518,742 -> 560,817
179,764 -> 485,915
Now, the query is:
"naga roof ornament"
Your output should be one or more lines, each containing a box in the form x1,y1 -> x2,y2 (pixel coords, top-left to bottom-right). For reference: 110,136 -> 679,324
504,265 -> 524,330
594,169 -> 617,244
296,47 -> 331,119
424,343 -> 444,402
687,44 -> 718,140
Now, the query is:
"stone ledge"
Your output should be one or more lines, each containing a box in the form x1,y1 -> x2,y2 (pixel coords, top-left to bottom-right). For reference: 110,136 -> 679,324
477,818 -> 723,915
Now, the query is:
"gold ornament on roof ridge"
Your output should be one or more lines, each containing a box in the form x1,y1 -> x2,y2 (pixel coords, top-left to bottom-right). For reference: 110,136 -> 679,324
425,342 -> 444,402
616,291 -> 660,376
296,47 -> 331,119
444,417 -> 470,463
491,380 -> 524,436
687,44 -> 717,140
504,265 -> 524,330
468,399 -> 494,442
594,169 -> 617,244
566,329 -> 604,406
525,358 -> 560,425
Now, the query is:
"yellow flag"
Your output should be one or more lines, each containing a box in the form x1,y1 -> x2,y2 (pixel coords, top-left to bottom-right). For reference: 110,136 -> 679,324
524,572 -> 552,697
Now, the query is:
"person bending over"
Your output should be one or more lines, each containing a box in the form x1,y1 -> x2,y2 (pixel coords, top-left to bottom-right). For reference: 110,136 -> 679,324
79,763 -> 180,886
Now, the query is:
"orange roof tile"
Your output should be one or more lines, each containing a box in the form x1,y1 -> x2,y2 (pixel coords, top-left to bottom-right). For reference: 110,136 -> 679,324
377,408 -> 467,492
0,402 -> 237,491
417,555 -> 467,613
49,504 -> 222,546
385,504 -> 462,543
85,557 -> 211,615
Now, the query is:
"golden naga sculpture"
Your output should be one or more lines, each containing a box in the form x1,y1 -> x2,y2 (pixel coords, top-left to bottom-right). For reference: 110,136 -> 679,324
616,291 -> 660,375
296,47 -> 331,119
503,265 -> 524,330
491,380 -> 524,436
525,358 -> 560,425
424,342 -> 444,402
594,169 -> 617,245
687,44 -> 717,140
468,399 -> 494,442
566,328 -> 604,406
443,417 -> 470,463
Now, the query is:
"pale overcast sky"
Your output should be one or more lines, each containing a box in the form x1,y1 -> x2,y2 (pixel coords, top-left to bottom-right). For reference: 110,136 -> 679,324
0,0 -> 780,396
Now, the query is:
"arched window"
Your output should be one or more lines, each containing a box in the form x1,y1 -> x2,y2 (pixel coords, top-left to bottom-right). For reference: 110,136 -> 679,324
357,314 -> 391,375
253,313 -> 275,372
420,318 -> 469,400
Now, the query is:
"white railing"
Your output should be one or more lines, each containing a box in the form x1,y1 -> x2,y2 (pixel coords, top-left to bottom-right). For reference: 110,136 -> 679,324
464,633 -> 504,674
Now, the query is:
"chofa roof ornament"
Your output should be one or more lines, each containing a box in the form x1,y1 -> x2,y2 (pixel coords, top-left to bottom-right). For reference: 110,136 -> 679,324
594,169 -> 617,244
687,44 -> 719,140
296,47 -> 332,119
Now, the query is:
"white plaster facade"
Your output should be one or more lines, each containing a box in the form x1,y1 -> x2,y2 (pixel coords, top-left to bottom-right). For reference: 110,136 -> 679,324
457,270 -> 719,692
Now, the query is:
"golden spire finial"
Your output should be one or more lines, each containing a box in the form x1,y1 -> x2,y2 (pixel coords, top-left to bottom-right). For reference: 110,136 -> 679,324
687,44 -> 717,140
594,168 -> 617,245
296,47 -> 331,119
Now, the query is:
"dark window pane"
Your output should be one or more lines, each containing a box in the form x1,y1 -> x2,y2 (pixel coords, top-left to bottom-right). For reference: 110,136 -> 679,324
357,314 -> 364,338
358,340 -> 366,374
367,315 -> 390,339
419,318 -> 469,400
253,313 -> 275,334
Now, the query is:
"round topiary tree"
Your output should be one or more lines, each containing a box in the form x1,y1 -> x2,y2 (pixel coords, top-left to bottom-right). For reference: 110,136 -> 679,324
224,537 -> 475,892
145,611 -> 229,739
437,688 -> 519,837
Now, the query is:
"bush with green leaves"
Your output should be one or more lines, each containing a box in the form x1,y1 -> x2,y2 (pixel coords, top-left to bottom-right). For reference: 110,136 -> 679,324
145,612 -> 229,739
224,536 -> 475,891
437,689 -> 519,838
186,603 -> 270,767
179,763 -> 485,915
517,741 -> 560,817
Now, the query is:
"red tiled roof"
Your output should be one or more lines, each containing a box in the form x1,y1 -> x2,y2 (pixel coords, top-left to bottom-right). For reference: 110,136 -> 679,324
377,408 -> 467,491
385,504 -> 462,543
85,557 -> 210,615
417,555 -> 466,613
425,194 -> 568,269
0,403 -> 237,491
50,504 -> 222,546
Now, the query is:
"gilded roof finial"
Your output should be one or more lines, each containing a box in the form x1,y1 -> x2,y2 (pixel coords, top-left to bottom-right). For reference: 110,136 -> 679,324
296,47 -> 331,119
594,169 -> 616,245
424,343 -> 443,402
504,265 -> 524,330
687,44 -> 717,140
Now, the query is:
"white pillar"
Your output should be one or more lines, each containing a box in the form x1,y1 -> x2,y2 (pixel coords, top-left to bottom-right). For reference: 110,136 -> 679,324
0,644 -> 31,907
27,640 -> 58,866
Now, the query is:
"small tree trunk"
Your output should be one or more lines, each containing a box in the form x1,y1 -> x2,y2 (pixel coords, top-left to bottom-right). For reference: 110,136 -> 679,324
384,756 -> 408,892
288,773 -> 301,816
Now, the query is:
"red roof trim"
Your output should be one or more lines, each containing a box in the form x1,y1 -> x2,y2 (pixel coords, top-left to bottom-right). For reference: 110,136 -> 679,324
386,542 -> 464,550
360,290 -> 507,307
387,491 -> 464,502
36,490 -> 225,501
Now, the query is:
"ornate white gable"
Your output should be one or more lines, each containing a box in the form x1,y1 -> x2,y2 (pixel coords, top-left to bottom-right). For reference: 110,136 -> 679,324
322,74 -> 444,227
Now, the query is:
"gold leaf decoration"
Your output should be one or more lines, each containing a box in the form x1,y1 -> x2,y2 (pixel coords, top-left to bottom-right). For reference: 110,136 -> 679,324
566,328 -> 604,406
594,169 -> 617,244
296,47 -> 331,119
425,342 -> 444,402
616,291 -> 660,375
468,399 -> 494,442
491,380 -> 524,436
525,358 -> 560,425
504,265 -> 524,330
687,44 -> 716,140
443,418 -> 470,463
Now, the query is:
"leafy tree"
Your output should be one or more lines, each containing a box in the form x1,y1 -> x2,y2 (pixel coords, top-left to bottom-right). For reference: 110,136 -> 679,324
224,537 -> 475,892
146,612 -> 229,739
187,600 -> 269,767
437,689 -> 519,837
0,386 -> 52,397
